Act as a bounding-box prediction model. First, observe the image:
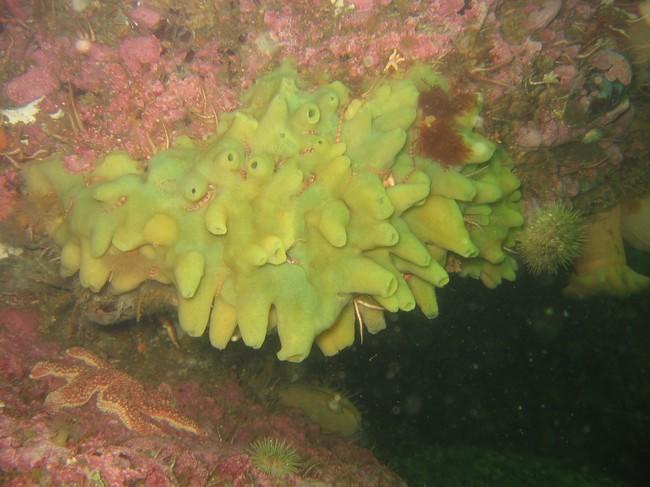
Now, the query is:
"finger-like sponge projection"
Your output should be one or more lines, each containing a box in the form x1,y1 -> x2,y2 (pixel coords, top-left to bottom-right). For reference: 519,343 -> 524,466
23,64 -> 522,361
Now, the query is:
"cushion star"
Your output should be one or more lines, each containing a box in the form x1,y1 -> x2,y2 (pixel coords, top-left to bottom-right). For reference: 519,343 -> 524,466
30,347 -> 205,436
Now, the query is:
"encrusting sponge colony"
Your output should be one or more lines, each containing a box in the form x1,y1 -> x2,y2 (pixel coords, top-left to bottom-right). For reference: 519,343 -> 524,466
23,64 -> 523,361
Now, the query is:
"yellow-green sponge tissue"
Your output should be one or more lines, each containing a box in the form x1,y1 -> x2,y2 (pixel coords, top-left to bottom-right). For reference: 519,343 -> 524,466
23,64 -> 523,361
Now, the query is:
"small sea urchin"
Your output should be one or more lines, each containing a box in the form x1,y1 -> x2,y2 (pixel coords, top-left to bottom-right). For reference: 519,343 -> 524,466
517,205 -> 585,276
249,437 -> 301,478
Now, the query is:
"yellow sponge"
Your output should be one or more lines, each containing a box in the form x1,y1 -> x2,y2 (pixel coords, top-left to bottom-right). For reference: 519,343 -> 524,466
23,64 -> 523,361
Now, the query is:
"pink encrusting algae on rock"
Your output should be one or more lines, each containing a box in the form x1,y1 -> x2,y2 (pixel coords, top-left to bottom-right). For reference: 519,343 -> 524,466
0,308 -> 56,380
1,0 -> 636,210
3,66 -> 59,105
1,0 -> 649,484
1,0 -> 493,168
590,49 -> 633,86
0,172 -> 20,221
0,307 -> 406,486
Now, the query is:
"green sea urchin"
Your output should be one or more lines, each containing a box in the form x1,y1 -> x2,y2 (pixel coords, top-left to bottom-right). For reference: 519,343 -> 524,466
517,205 -> 585,276
249,437 -> 301,478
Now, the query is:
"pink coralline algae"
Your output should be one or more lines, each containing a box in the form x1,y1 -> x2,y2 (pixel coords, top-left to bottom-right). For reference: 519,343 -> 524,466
0,171 -> 20,221
0,0 -> 642,222
0,308 -> 56,380
0,308 -> 406,486
525,0 -> 562,33
128,5 -> 164,31
259,0 -> 491,81
118,35 -> 163,75
3,65 -> 59,105
2,0 -> 30,21
0,0 -> 493,168
347,0 -> 393,12
590,49 -> 633,86
61,150 -> 99,174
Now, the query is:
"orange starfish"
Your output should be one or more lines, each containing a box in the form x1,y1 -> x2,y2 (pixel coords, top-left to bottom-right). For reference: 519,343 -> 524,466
30,347 -> 205,436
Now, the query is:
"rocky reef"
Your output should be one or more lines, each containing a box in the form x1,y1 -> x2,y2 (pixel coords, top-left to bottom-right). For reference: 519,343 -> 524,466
0,306 -> 405,486
1,1 -> 649,485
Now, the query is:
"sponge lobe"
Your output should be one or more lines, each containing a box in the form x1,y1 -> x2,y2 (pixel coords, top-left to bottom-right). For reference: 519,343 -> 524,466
24,64 -> 522,361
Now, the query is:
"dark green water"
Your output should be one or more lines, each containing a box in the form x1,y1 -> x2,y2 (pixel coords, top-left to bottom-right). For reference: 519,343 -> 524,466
330,247 -> 650,486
